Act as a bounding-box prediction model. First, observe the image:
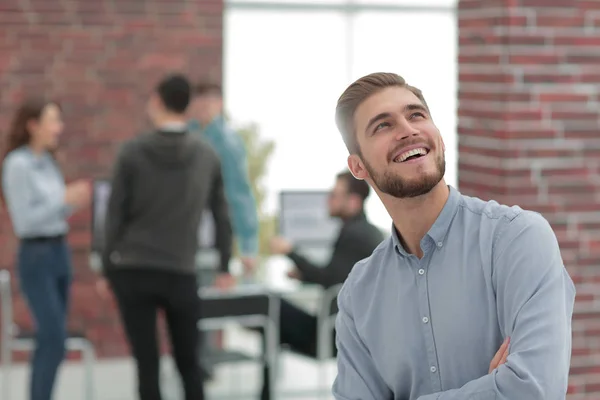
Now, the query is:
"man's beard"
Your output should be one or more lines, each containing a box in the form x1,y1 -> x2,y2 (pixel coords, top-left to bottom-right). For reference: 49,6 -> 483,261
363,153 -> 445,199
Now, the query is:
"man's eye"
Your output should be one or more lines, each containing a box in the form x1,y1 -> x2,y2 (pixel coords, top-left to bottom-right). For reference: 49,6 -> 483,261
375,122 -> 390,131
410,112 -> 425,119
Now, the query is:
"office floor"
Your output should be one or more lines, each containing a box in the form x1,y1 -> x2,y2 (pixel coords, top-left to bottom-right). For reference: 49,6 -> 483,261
2,260 -> 336,399
1,325 -> 337,400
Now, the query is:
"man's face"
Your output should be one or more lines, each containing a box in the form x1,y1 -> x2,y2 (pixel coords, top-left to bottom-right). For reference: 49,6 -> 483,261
191,94 -> 222,125
328,179 -> 350,218
347,86 -> 445,199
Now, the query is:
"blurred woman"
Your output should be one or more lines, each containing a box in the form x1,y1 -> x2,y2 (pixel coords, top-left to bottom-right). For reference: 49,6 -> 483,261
0,99 -> 90,400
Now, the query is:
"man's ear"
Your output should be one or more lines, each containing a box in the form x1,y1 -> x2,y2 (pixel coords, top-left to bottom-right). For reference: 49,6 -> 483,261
26,119 -> 39,137
347,154 -> 368,180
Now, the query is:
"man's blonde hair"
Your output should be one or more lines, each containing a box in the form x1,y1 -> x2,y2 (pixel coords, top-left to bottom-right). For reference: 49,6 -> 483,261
335,72 -> 429,154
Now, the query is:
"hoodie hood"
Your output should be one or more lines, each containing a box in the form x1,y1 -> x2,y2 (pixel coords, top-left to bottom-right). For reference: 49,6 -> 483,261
140,130 -> 198,167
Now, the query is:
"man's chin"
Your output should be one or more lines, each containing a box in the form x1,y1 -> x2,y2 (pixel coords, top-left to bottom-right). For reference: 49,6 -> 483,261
375,176 -> 441,199
47,142 -> 59,152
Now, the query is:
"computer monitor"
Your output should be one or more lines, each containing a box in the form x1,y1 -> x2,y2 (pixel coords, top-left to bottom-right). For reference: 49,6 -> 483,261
278,190 -> 341,266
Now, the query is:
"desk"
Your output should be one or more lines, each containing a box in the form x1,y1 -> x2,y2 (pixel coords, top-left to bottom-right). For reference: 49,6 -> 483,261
198,284 -> 282,399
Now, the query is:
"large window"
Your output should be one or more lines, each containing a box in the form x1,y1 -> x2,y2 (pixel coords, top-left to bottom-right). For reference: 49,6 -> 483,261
225,3 -> 456,229
350,10 -> 458,194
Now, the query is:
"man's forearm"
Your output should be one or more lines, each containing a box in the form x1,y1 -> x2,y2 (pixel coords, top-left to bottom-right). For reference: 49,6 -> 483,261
416,363 -> 566,400
287,250 -> 329,285
237,232 -> 259,257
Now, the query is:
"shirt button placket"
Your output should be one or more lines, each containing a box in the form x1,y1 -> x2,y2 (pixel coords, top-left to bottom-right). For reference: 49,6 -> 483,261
416,251 -> 442,393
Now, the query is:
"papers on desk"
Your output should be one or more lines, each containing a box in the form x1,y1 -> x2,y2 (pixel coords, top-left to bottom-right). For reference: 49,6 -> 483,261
91,179 -> 111,253
199,282 -> 272,299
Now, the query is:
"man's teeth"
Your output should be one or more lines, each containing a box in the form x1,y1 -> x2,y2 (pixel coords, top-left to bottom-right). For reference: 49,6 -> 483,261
395,148 -> 428,162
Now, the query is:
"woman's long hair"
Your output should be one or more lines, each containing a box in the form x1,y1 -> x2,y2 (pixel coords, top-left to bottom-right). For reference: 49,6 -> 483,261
0,98 -> 58,204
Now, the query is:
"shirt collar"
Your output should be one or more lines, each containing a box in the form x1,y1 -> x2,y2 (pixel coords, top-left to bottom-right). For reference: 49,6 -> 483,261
23,146 -> 51,166
159,121 -> 187,132
391,185 -> 461,255
188,119 -> 201,131
189,115 -> 224,132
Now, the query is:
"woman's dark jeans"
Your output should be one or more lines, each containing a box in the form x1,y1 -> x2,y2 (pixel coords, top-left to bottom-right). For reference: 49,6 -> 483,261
17,236 -> 71,400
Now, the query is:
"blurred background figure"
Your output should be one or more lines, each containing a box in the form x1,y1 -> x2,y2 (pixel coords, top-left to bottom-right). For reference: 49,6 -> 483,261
270,170 -> 383,287
0,99 -> 90,400
188,81 -> 260,383
189,82 -> 259,276
98,74 -> 232,400
261,170 -> 384,400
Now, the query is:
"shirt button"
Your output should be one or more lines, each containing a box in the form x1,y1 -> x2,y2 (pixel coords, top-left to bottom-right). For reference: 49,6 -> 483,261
418,269 -> 425,275
437,242 -> 443,247
430,366 -> 437,373
422,316 -> 429,324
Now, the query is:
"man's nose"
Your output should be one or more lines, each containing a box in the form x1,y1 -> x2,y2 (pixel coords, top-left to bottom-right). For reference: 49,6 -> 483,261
394,121 -> 420,141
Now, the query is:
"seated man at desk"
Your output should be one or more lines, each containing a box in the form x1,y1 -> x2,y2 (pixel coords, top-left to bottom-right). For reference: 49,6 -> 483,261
263,170 -> 384,399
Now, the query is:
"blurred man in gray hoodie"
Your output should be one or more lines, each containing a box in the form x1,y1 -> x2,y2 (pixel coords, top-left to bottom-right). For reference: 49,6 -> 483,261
99,74 -> 232,400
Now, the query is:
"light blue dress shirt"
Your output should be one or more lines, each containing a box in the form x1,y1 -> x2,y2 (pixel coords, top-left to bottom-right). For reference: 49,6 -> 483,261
2,147 -> 71,238
333,186 -> 575,400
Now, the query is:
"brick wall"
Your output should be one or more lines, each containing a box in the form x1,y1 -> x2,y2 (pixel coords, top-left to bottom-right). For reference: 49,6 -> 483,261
0,0 -> 223,359
458,0 -> 600,398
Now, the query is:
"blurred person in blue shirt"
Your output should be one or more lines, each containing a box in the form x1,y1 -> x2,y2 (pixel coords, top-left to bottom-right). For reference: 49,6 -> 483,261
1,99 -> 91,400
189,83 -> 259,275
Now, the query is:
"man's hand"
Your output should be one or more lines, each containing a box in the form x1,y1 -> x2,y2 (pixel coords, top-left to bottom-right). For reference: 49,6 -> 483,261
287,268 -> 302,281
96,278 -> 111,300
240,256 -> 257,274
270,236 -> 292,255
215,273 -> 236,289
489,337 -> 510,374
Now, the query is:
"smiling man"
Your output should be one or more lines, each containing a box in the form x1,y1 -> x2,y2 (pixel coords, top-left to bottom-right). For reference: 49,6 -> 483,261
332,72 -> 576,400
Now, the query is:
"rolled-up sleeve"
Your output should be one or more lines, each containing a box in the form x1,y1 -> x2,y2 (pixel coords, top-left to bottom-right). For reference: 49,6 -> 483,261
333,280 -> 393,400
418,211 -> 576,400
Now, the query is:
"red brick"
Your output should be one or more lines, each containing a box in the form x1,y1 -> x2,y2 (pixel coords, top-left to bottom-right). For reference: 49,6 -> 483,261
536,14 -> 586,28
459,72 -> 516,84
552,111 -> 599,120
459,54 -> 503,64
540,167 -> 590,178
578,1 -> 600,10
521,0 -> 574,6
523,72 -> 577,84
0,0 -> 223,360
509,53 -> 563,64
554,36 -> 600,47
459,15 -> 529,29
458,90 -> 532,102
567,54 -> 600,64
459,1 -> 600,396
579,73 -> 600,83
538,93 -> 590,103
